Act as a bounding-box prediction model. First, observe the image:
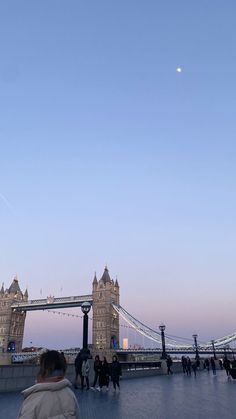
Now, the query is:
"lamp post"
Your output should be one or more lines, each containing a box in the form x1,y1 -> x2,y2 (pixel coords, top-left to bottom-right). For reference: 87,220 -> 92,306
81,302 -> 91,351
211,339 -> 216,360
192,334 -> 199,360
159,324 -> 167,359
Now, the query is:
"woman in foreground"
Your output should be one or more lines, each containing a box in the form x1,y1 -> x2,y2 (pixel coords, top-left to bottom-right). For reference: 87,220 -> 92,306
18,350 -> 80,419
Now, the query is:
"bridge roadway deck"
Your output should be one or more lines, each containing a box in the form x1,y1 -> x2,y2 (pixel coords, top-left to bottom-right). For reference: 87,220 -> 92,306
0,370 -> 235,419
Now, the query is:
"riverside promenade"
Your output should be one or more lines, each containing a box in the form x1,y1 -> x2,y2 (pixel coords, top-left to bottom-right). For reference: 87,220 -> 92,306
0,370 -> 236,419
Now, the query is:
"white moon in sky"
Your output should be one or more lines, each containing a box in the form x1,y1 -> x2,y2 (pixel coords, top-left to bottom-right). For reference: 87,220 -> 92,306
176,67 -> 182,73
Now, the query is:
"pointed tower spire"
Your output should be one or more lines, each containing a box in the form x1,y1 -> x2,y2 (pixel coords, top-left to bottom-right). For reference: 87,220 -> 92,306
100,266 -> 111,284
0,283 -> 4,295
115,276 -> 119,287
9,275 -> 22,294
24,288 -> 28,300
93,272 -> 98,285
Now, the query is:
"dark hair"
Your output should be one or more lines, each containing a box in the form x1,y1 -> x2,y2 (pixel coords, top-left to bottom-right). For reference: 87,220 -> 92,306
112,355 -> 118,362
38,350 -> 67,380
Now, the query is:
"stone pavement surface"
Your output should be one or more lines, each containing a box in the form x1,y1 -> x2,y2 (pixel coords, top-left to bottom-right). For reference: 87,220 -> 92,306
0,370 -> 236,419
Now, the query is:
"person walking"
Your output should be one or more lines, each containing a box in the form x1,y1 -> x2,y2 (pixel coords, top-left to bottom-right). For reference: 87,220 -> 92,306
223,357 -> 231,377
99,357 -> 110,391
81,356 -> 90,390
166,355 -> 173,375
111,355 -> 122,391
181,356 -> 187,374
210,357 -> 216,375
74,351 -> 83,389
18,350 -> 80,418
91,355 -> 102,390
204,358 -> 210,372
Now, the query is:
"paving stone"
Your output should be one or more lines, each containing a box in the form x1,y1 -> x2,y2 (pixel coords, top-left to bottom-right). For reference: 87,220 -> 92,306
0,370 -> 236,419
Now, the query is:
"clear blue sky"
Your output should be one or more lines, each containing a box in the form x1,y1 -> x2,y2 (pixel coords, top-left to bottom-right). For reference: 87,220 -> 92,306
0,1 -> 236,348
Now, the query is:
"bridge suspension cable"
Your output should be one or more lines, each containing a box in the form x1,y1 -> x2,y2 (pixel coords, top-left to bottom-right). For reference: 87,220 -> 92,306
44,306 -> 236,349
112,304 -> 236,349
112,304 -> 191,348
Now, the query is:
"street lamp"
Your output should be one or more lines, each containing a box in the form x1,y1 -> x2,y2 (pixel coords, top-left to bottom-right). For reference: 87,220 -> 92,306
211,339 -> 216,360
159,324 -> 167,359
81,302 -> 91,351
192,334 -> 199,360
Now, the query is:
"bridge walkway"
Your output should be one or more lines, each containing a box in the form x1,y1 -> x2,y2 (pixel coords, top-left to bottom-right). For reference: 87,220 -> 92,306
0,370 -> 235,419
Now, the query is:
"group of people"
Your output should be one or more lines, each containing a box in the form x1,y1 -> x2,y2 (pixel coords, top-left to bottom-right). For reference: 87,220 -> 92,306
18,349 -> 122,418
180,355 -> 233,377
74,352 -> 122,391
181,356 -> 202,377
16,349 -> 235,418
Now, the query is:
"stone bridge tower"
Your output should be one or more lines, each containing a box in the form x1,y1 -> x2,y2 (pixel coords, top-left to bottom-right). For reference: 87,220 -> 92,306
92,267 -> 120,350
0,277 -> 28,352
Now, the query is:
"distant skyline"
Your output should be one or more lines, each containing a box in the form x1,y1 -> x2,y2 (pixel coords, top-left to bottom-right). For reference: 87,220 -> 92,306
1,1 -> 236,348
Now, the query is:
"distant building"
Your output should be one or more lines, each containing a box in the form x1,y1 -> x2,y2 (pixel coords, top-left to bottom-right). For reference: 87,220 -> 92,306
92,267 -> 120,350
0,277 -> 28,352
123,338 -> 128,349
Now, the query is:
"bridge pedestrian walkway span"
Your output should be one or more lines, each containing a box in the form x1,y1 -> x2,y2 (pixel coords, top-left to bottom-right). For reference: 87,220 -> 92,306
0,370 -> 235,419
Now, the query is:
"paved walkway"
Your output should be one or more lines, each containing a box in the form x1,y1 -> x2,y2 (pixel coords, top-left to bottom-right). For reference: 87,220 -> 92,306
0,370 -> 236,419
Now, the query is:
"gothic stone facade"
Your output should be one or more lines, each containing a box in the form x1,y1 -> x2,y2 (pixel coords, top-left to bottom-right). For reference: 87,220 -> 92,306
92,267 -> 120,350
0,278 -> 28,352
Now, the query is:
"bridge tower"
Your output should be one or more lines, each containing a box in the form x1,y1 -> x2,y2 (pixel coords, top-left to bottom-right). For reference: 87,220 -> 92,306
0,277 -> 28,352
92,267 -> 120,350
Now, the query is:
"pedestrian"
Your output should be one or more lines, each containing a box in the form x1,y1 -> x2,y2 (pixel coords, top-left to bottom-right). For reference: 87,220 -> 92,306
219,359 -> 223,370
223,357 -> 231,377
98,357 -> 110,391
204,358 -> 210,372
111,355 -> 122,391
181,356 -> 187,374
186,357 -> 191,376
18,350 -> 80,418
210,357 -> 216,375
166,355 -> 173,375
74,351 -> 83,389
81,356 -> 90,390
91,355 -> 102,390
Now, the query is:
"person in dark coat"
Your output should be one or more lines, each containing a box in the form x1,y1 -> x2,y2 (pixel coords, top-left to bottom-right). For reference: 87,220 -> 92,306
111,355 -> 121,390
210,357 -> 216,375
99,357 -> 110,391
74,351 -> 83,389
181,356 -> 187,374
91,355 -> 102,390
166,355 -> 173,375
204,358 -> 210,372
223,357 -> 231,377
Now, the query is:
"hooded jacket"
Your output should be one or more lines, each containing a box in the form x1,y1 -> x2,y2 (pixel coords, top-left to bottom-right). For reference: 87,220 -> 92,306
18,378 -> 80,419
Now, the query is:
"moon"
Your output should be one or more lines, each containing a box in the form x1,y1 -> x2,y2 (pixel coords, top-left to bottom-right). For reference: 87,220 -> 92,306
176,67 -> 182,73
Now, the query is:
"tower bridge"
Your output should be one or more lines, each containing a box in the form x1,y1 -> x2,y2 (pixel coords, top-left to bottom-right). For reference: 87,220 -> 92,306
1,267 -> 236,356
0,267 -> 119,353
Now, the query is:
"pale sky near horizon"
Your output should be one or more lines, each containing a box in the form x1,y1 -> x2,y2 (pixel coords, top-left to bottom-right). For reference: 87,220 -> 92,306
1,1 -> 236,348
